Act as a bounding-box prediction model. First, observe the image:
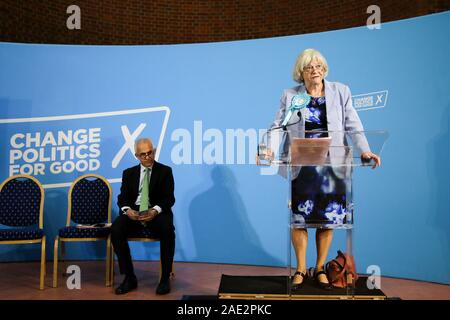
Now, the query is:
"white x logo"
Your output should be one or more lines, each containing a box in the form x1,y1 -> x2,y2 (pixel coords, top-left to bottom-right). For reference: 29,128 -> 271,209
376,94 -> 383,105
111,123 -> 147,168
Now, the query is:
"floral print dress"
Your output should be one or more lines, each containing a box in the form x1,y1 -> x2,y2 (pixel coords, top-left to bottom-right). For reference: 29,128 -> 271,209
291,96 -> 350,227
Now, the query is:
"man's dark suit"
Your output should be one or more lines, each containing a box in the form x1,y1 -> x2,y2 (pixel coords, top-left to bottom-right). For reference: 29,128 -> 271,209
111,161 -> 175,280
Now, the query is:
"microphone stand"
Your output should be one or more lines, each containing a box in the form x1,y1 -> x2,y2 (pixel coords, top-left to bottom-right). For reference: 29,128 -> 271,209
257,111 -> 303,159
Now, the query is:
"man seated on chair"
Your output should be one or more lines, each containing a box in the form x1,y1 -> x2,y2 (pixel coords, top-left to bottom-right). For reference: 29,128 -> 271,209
111,137 -> 175,295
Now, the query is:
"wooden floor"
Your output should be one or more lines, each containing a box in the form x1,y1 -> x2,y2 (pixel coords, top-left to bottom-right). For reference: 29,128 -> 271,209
0,261 -> 449,300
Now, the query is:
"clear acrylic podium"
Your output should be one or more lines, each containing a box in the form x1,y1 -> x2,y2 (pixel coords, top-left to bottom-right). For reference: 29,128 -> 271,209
258,129 -> 388,299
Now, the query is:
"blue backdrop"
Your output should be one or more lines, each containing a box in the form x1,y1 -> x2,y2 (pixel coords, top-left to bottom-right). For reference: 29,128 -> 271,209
1,12 -> 449,284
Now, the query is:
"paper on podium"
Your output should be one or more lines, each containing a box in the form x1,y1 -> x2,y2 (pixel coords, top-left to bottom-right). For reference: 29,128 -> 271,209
290,137 -> 331,165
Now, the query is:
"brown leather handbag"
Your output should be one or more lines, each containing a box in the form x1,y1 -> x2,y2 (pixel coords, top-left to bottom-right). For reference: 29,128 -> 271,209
325,250 -> 358,288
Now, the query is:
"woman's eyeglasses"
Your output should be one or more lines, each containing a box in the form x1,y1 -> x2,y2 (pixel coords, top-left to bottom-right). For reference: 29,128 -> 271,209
303,64 -> 323,72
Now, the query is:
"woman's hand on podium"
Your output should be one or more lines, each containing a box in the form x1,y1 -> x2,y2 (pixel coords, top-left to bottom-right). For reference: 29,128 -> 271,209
256,148 -> 273,166
256,155 -> 261,166
361,151 -> 381,169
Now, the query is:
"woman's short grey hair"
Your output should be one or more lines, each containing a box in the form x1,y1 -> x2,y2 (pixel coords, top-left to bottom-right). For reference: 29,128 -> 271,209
292,48 -> 329,83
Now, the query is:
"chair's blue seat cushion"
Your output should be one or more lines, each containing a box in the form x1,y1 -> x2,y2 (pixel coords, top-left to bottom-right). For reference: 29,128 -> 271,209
59,226 -> 110,238
0,227 -> 44,241
128,228 -> 159,239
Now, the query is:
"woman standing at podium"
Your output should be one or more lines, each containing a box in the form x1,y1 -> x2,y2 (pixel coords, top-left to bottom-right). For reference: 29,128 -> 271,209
269,49 -> 381,290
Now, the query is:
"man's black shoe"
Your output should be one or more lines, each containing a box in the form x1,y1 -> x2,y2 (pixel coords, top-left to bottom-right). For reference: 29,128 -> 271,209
115,275 -> 138,295
156,278 -> 171,295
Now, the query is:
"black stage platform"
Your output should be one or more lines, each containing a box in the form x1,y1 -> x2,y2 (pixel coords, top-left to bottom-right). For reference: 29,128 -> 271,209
218,275 -> 387,300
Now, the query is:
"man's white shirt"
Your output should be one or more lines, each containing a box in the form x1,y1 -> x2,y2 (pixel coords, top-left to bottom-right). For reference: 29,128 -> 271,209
121,164 -> 162,214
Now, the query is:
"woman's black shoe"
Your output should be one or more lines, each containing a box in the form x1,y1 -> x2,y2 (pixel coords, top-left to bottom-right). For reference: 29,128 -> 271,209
291,271 -> 307,291
314,269 -> 333,290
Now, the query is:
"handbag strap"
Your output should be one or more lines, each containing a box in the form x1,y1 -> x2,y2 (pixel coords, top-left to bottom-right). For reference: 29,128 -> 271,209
338,251 -> 357,277
337,250 -> 347,264
326,251 -> 348,280
326,259 -> 346,280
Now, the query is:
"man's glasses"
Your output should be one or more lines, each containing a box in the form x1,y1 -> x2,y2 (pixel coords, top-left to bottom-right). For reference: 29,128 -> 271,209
303,64 -> 323,72
137,151 -> 154,158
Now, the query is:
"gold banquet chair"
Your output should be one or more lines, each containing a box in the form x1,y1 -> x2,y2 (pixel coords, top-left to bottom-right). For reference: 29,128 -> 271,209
0,174 -> 46,290
53,174 -> 112,288
110,232 -> 175,286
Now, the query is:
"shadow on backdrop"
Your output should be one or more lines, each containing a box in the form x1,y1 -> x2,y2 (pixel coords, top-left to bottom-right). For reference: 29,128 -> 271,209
189,165 -> 282,267
427,103 -> 450,284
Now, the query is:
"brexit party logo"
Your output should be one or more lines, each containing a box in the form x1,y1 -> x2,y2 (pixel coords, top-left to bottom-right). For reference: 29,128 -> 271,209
0,107 -> 170,188
352,90 -> 388,111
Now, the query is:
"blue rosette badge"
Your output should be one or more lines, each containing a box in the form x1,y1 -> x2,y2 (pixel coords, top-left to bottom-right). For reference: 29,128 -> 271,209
281,92 -> 311,126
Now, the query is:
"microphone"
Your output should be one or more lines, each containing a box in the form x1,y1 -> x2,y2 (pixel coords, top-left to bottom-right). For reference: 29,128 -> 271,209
282,110 -> 302,131
258,91 -> 309,160
257,111 -> 303,160
273,110 -> 302,131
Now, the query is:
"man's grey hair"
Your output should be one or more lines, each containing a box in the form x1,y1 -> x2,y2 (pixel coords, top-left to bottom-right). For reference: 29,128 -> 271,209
134,138 -> 154,153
